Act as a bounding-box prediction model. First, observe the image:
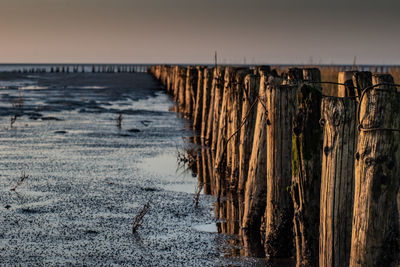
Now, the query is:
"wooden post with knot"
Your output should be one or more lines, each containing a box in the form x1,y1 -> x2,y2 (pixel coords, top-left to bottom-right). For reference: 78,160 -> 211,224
350,74 -> 400,267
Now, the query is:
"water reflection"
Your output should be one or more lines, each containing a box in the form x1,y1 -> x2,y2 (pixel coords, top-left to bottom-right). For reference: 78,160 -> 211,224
183,137 -> 267,260
179,136 -> 296,266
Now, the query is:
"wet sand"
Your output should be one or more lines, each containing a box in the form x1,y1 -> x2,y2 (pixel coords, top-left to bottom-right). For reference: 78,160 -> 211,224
0,72 -> 245,266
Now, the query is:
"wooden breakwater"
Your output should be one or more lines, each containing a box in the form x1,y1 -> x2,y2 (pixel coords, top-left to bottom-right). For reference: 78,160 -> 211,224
150,65 -> 400,267
9,64 -> 149,74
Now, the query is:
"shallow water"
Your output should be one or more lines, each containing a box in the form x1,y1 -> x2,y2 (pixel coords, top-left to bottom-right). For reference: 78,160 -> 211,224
0,72 -> 234,266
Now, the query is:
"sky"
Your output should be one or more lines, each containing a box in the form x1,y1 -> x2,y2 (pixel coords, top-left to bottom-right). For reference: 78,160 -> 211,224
0,0 -> 399,64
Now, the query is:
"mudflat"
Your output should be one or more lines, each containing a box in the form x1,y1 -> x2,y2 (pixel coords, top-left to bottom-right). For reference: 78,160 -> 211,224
0,72 -> 226,266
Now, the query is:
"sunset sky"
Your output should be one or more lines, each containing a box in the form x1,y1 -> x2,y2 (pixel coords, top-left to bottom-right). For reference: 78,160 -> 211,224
0,0 -> 399,64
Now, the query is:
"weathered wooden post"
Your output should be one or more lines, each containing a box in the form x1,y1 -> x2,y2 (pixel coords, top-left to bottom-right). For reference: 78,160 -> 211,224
200,68 -> 213,144
237,74 -> 261,193
264,80 -> 297,258
177,67 -> 186,113
227,69 -> 251,190
210,67 -> 225,153
319,97 -> 358,267
338,71 -> 356,97
290,68 -> 323,267
193,66 -> 206,131
172,66 -> 179,102
185,66 -> 197,119
242,73 -> 270,231
352,71 -> 372,98
350,74 -> 400,266
214,67 -> 236,170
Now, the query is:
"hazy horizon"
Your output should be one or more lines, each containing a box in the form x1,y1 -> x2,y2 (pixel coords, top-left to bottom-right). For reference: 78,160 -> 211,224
1,0 -> 399,65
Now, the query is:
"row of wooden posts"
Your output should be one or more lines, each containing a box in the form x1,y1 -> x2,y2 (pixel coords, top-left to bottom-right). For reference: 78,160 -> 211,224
150,65 -> 400,267
14,65 -> 148,74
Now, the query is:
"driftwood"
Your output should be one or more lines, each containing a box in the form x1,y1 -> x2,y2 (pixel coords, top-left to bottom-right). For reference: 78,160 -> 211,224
350,74 -> 400,267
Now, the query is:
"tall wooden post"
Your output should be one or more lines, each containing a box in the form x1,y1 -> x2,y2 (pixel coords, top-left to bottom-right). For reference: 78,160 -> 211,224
173,66 -> 180,102
319,97 -> 358,267
242,74 -> 269,231
352,71 -> 372,98
193,66 -> 206,131
264,82 -> 297,258
228,69 -> 251,190
290,68 -> 323,267
350,74 -> 400,266
178,67 -> 186,113
214,67 -> 236,170
210,67 -> 226,153
237,74 -> 261,193
200,68 -> 213,144
185,67 -> 197,119
338,71 -> 356,97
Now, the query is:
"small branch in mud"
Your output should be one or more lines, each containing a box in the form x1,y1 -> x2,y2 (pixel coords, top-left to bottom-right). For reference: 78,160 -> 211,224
116,113 -> 123,129
11,172 -> 29,191
194,182 -> 203,207
132,202 -> 150,233
9,92 -> 24,129
10,114 -> 18,128
176,145 -> 197,171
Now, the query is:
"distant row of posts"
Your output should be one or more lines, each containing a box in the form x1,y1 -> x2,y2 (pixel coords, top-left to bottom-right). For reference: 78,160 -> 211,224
13,65 -> 149,74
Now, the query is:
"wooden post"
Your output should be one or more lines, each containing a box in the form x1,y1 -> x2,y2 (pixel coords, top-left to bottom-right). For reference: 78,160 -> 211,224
338,71 -> 356,97
352,71 -> 372,98
228,69 -> 251,190
210,67 -> 225,153
350,74 -> 400,266
173,66 -> 180,102
237,74 -> 261,193
319,97 -> 358,267
193,66 -> 206,131
178,67 -> 186,113
185,67 -> 197,119
214,67 -> 236,170
242,74 -> 269,231
290,68 -> 323,267
264,82 -> 296,258
200,68 -> 213,144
